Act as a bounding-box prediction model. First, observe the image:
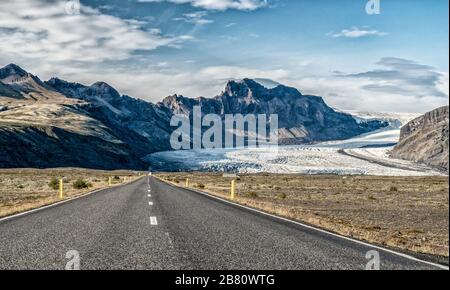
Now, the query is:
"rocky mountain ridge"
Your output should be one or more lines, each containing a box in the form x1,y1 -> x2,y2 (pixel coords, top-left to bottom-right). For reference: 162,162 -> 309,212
1,64 -> 388,169
161,78 -> 386,144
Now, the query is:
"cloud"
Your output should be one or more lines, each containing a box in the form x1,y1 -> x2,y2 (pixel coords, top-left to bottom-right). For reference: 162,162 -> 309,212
173,11 -> 213,25
343,57 -> 448,98
282,57 -> 448,113
0,0 -> 192,65
52,58 -> 447,113
37,64 -> 289,102
8,55 -> 446,113
330,27 -> 387,38
138,0 -> 268,11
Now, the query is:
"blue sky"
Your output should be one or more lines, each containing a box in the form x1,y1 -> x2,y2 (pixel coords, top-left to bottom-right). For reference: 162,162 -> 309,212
0,0 -> 448,112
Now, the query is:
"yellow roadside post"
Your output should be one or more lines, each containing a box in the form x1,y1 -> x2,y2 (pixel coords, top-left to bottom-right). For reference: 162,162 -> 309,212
223,173 -> 238,200
108,176 -> 112,186
230,179 -> 236,200
59,178 -> 64,199
185,178 -> 189,187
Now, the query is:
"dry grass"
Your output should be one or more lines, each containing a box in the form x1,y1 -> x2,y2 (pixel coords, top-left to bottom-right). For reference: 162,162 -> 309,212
0,168 -> 144,218
157,172 -> 449,257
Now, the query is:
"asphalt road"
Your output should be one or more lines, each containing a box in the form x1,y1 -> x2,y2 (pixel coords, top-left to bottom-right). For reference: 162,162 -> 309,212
0,176 -> 446,270
338,149 -> 433,173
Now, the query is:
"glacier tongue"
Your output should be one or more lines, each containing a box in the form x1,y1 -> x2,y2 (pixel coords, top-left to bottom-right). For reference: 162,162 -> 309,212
146,111 -> 443,176
146,145 -> 442,176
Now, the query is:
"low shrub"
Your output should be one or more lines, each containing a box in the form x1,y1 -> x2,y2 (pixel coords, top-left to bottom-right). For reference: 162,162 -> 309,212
390,186 -> 398,192
48,177 -> 59,190
73,179 -> 93,189
248,192 -> 258,198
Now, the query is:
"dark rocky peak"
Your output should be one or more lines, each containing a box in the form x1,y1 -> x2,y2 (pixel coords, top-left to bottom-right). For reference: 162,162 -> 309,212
160,94 -> 200,115
46,77 -> 85,90
222,78 -> 302,101
88,81 -> 121,100
161,94 -> 186,105
0,64 -> 53,94
0,64 -> 29,82
159,94 -> 223,116
45,78 -> 121,104
45,77 -> 91,101
223,78 -> 265,98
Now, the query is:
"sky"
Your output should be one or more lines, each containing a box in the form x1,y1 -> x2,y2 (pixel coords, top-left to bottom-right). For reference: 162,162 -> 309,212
0,0 -> 448,113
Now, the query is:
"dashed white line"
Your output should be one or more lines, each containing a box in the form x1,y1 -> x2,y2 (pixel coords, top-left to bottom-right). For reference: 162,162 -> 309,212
147,194 -> 152,197
148,201 -> 154,206
150,216 -> 158,225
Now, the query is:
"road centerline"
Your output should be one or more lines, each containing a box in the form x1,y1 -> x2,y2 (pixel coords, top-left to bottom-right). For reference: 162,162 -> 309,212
150,216 -> 158,225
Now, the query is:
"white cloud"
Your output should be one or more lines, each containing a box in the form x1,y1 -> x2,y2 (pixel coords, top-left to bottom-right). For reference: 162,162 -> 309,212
173,11 -> 213,25
38,65 -> 289,101
343,57 -> 448,98
225,22 -> 237,28
0,0 -> 445,115
0,0 -> 191,64
330,27 -> 387,38
284,76 -> 446,113
282,58 -> 448,113
63,59 -> 446,113
8,56 -> 446,114
138,0 -> 268,11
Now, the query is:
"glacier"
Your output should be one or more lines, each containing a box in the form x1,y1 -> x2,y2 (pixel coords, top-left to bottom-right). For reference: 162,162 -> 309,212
145,111 -> 444,176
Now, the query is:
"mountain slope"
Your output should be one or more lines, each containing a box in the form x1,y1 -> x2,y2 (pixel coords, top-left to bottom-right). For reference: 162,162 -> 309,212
46,77 -> 173,155
391,106 -> 449,172
0,82 -> 22,99
0,102 -> 147,169
0,64 -> 67,102
0,66 -> 147,169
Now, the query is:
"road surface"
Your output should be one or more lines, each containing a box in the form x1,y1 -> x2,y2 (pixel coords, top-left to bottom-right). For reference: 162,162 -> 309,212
0,176 -> 446,270
338,149 -> 436,173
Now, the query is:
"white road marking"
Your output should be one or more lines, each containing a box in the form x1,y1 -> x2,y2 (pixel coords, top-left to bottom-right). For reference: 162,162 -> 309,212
158,178 -> 449,270
147,194 -> 152,197
148,201 -> 154,206
150,216 -> 158,225
147,189 -> 151,193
